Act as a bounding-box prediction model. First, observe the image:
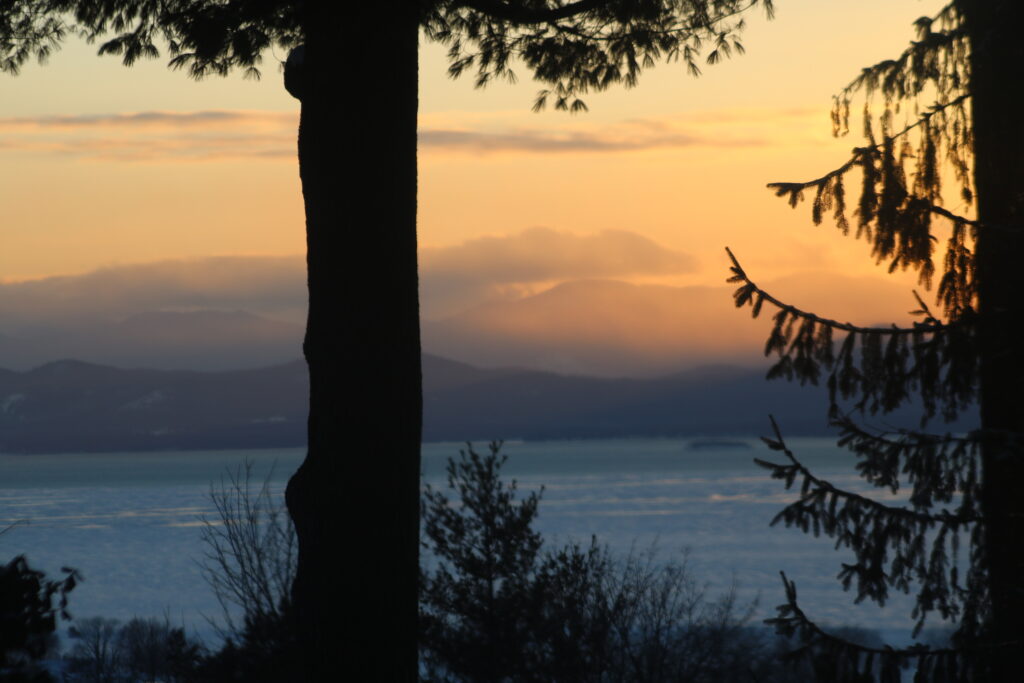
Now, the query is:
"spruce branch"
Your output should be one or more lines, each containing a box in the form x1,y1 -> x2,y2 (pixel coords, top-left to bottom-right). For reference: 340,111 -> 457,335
547,0 -> 769,43
726,247 -> 947,336
758,417 -> 980,528
727,248 -> 977,420
834,26 -> 967,111
758,417 -> 980,629
767,572 -> 971,683
831,2 -> 967,133
455,0 -> 615,25
427,1 -> 774,112
832,413 -> 980,505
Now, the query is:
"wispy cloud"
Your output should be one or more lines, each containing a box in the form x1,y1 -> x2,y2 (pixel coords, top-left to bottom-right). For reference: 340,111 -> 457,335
0,110 -> 293,129
0,106 -> 795,162
418,126 -> 760,153
0,255 -> 308,325
0,230 -> 693,323
0,110 -> 298,162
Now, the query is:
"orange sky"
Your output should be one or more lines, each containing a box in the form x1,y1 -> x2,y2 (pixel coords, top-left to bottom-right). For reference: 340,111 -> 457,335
1,0 -> 950,336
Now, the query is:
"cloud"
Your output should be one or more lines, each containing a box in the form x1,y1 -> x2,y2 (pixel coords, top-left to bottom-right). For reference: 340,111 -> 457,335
418,126 -> 761,154
0,107 -> 773,162
0,229 -> 694,328
0,110 -> 292,129
0,251 -> 923,375
0,110 -> 298,161
0,255 -> 308,327
420,228 -> 697,318
422,273 -> 922,377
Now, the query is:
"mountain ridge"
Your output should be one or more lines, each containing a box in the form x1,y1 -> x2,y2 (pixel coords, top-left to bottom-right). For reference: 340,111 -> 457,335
0,354 -> 974,454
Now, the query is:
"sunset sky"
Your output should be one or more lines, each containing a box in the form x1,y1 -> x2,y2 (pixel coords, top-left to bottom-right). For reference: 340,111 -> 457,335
1,0 -> 952,374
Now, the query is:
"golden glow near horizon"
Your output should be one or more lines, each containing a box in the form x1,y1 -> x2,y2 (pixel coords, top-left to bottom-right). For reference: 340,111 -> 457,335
2,0 -> 947,336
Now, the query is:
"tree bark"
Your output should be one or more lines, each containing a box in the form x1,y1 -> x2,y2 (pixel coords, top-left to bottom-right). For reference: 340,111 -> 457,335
963,0 -> 1024,674
285,4 -> 421,680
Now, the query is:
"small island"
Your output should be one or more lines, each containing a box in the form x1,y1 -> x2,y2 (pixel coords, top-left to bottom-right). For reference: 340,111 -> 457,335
686,439 -> 752,451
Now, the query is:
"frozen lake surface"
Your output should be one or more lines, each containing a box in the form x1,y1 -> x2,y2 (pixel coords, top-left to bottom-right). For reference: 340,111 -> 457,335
1,438 -> 942,646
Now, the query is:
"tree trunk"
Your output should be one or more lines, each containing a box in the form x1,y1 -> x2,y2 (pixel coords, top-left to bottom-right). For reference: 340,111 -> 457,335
285,4 -> 421,680
964,0 -> 1024,675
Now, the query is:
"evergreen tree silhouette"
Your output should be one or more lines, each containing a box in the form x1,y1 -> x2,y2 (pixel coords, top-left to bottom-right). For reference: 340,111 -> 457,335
2,1 -> 775,678
727,3 -> 1024,679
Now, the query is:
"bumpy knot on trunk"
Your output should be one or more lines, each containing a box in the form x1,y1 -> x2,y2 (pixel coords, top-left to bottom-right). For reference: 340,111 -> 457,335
284,45 -> 307,100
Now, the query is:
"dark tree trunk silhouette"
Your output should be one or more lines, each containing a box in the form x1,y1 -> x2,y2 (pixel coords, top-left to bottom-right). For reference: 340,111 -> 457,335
285,5 -> 421,680
965,1 -> 1024,675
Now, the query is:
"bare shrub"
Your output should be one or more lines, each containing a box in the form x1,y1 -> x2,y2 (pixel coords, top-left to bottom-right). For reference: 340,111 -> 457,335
197,461 -> 296,639
66,617 -> 121,683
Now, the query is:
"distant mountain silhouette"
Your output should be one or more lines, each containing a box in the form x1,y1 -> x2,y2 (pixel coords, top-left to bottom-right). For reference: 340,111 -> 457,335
422,356 -> 827,440
0,354 -> 973,453
0,359 -> 308,453
0,310 -> 303,372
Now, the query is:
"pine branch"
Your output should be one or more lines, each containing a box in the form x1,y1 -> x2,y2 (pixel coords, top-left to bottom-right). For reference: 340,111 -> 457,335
727,248 -> 977,419
429,1 -> 772,112
455,0 -> 615,25
768,92 -> 977,229
831,413 -> 980,507
548,0 -> 766,42
759,416 -> 980,527
758,417 -> 980,629
767,572 -> 971,682
726,248 -> 946,336
832,2 -> 967,117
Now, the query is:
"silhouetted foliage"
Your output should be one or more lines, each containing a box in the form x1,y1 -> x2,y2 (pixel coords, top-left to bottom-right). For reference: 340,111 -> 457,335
64,615 -> 203,683
194,462 -> 299,682
0,554 -> 77,682
727,2 -> 1024,679
191,608 -> 297,683
197,461 -> 295,641
118,617 -> 203,683
2,1 -> 778,678
65,617 -> 120,683
421,442 -> 802,683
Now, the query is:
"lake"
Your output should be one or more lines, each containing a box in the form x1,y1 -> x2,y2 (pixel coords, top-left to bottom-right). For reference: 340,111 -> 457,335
0,437 -> 942,647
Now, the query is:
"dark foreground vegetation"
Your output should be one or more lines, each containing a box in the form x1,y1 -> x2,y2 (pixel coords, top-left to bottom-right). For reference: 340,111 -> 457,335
721,2 -> 1024,679
4,447 -> 900,682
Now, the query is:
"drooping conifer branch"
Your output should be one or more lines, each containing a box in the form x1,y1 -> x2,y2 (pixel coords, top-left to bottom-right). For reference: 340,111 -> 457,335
766,4 -> 978,316
834,27 -> 967,121
765,118 -> 978,313
771,95 -> 974,218
727,248 -> 944,336
546,0 -> 769,44
832,2 -> 967,133
455,0 -> 614,24
424,0 -> 775,111
768,572 -> 975,683
0,3 -> 69,74
727,248 -> 976,420
831,414 -> 980,510
758,418 -> 981,632
735,2 -> 1024,676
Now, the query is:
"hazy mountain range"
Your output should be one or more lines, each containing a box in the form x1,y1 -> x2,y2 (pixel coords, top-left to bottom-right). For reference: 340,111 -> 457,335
0,354 -> 971,454
0,255 -> 921,376
0,249 -> 949,452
